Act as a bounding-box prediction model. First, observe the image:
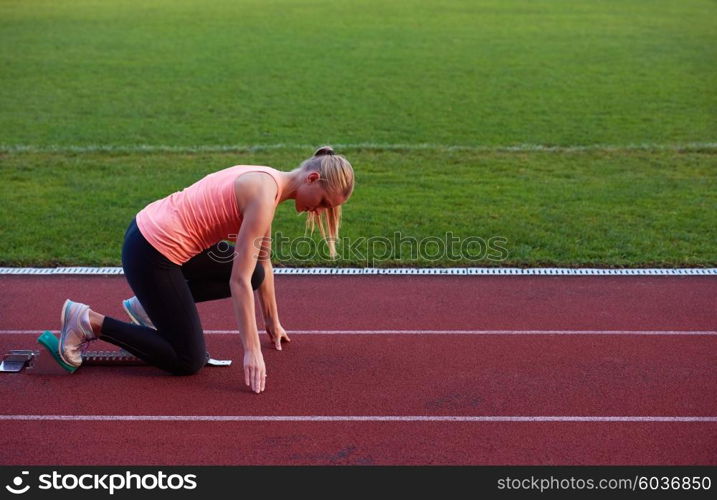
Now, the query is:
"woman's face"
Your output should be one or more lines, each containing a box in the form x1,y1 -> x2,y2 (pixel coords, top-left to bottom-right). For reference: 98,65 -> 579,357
295,172 -> 346,214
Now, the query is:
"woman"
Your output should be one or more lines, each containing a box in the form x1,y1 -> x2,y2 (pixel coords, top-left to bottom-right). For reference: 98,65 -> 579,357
57,146 -> 354,394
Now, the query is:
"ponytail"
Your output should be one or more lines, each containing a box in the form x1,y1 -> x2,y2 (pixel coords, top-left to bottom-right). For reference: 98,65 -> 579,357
298,146 -> 354,259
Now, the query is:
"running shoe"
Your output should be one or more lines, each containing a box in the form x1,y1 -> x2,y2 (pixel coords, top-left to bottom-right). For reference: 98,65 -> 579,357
122,296 -> 155,329
58,299 -> 97,367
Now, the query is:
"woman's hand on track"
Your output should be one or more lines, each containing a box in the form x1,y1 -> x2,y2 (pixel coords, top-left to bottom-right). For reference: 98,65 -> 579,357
265,323 -> 291,351
243,349 -> 266,393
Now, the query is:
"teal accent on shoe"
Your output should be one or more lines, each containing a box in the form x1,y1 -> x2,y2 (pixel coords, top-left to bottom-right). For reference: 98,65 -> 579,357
37,330 -> 78,373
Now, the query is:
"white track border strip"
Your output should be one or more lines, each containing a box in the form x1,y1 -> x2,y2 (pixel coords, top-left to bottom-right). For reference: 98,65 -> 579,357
1,267 -> 715,276
0,415 -> 714,422
2,142 -> 717,153
1,329 -> 715,336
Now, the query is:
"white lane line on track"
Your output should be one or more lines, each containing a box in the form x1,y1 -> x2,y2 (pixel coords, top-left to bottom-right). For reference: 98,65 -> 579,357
0,415 -> 715,422
1,329 -> 716,336
2,267 -> 717,276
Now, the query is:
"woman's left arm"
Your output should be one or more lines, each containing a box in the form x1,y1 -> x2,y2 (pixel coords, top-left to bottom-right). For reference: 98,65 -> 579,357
256,227 -> 291,350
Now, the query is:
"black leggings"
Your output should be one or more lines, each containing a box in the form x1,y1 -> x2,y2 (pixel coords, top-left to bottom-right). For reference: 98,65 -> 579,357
99,218 -> 264,375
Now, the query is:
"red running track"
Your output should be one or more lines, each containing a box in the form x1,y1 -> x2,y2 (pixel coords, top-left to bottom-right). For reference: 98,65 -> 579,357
0,275 -> 715,465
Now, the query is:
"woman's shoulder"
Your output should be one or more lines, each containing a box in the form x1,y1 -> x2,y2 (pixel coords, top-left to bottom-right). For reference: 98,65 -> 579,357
232,167 -> 281,208
228,164 -> 279,173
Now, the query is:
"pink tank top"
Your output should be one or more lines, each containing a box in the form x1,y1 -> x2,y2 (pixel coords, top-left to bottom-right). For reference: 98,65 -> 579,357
136,165 -> 283,265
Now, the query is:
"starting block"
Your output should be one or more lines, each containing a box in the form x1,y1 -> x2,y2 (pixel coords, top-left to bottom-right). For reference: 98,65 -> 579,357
0,330 -> 232,374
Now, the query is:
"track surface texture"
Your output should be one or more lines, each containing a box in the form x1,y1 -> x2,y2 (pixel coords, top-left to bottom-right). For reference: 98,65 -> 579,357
0,275 -> 715,465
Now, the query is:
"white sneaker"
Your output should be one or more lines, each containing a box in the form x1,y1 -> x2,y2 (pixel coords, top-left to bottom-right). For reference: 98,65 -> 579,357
122,296 -> 155,329
58,299 -> 97,367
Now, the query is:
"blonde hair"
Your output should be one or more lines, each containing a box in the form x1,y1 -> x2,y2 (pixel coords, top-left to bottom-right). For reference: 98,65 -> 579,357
299,146 -> 354,259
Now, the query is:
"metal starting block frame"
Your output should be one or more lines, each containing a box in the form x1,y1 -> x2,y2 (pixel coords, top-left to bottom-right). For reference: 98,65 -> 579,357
0,331 -> 232,374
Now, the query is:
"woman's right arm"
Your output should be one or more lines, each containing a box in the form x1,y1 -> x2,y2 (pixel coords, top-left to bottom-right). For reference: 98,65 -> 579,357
230,183 -> 276,393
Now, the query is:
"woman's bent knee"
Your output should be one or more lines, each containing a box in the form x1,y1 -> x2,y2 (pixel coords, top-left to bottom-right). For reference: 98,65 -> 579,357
170,355 -> 205,376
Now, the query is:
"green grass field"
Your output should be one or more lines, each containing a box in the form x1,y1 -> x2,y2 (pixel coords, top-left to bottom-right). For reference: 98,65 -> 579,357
1,0 -> 715,267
